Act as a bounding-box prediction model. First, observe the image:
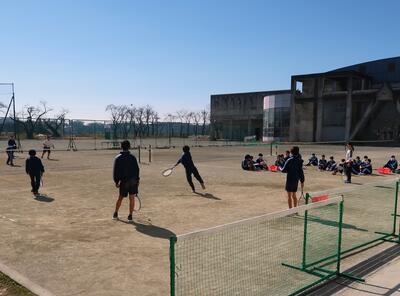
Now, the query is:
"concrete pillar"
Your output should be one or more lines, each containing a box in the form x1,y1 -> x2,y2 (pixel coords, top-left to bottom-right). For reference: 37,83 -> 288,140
345,77 -> 353,141
289,77 -> 297,141
247,118 -> 252,136
315,78 -> 324,142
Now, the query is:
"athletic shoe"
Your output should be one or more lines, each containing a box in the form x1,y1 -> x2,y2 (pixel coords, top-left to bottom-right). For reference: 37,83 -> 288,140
112,212 -> 118,220
344,180 -> 351,184
127,214 -> 133,223
201,183 -> 206,190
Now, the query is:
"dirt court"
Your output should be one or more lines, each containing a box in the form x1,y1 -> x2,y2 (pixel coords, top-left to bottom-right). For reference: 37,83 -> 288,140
0,142 -> 399,296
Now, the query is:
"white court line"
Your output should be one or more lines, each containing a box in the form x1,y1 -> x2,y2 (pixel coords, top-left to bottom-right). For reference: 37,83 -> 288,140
1,215 -> 16,222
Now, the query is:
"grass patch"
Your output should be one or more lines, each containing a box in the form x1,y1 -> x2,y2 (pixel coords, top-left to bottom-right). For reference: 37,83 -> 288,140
0,272 -> 36,296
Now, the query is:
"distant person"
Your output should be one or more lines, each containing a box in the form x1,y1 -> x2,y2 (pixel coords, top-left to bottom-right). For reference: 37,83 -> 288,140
318,155 -> 327,170
332,159 -> 346,175
352,156 -> 362,174
25,149 -> 45,196
6,135 -> 17,166
283,150 -> 291,162
113,140 -> 140,223
41,135 -> 55,159
254,153 -> 268,170
384,155 -> 398,172
281,146 -> 305,209
306,153 -> 318,166
360,158 -> 372,175
326,156 -> 336,171
344,143 -> 354,183
242,154 -> 254,171
275,154 -> 285,169
174,145 -> 205,192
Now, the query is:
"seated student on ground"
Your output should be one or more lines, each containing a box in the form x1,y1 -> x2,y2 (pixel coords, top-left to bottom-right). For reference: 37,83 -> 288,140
360,158 -> 372,175
352,156 -> 362,174
254,153 -> 268,170
326,156 -> 336,171
384,155 -> 398,172
305,153 -> 318,166
332,159 -> 346,175
275,154 -> 285,169
242,154 -> 255,171
318,155 -> 328,170
283,150 -> 291,162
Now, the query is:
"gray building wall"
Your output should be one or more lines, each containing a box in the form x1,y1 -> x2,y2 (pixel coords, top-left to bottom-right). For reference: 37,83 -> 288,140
289,57 -> 400,142
210,90 -> 290,141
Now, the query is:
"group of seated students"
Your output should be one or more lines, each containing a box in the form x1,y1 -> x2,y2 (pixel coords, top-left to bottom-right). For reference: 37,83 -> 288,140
305,153 -> 375,175
241,153 -> 269,171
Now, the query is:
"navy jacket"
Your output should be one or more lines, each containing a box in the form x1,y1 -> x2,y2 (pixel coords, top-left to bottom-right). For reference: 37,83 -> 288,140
281,155 -> 305,183
26,156 -> 45,174
385,159 -> 398,170
176,152 -> 196,171
113,151 -> 140,184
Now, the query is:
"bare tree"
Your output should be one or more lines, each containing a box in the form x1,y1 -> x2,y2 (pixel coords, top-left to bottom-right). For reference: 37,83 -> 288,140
43,109 -> 69,138
14,101 -> 52,139
150,111 -> 159,136
200,107 -> 210,135
176,110 -> 187,137
184,111 -> 194,137
106,104 -> 127,139
135,107 -> 145,139
144,105 -> 153,137
193,112 -> 201,136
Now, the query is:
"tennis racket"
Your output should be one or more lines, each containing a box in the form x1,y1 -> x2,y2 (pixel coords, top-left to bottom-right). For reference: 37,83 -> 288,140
134,194 -> 142,211
162,167 -> 175,177
298,191 -> 305,205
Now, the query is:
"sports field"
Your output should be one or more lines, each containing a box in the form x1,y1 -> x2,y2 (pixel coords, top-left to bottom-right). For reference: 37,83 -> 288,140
0,142 -> 399,296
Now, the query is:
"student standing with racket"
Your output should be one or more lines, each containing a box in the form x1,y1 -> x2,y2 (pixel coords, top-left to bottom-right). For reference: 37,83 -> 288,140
281,146 -> 305,209
174,145 -> 205,193
344,143 -> 354,183
113,140 -> 140,223
41,135 -> 55,159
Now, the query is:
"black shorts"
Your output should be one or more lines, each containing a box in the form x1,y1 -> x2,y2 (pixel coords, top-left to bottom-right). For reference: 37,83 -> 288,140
119,179 -> 139,197
43,147 -> 51,152
285,180 -> 299,192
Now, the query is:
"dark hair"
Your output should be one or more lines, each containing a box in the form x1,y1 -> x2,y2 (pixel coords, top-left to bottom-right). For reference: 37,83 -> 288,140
364,155 -> 368,159
245,154 -> 251,159
285,150 -> 290,154
368,159 -> 371,162
258,153 -> 263,156
29,149 -> 36,156
341,159 -> 345,162
291,146 -> 300,156
121,140 -> 131,151
346,142 -> 354,151
391,155 -> 395,158
356,156 -> 360,159
322,154 -> 325,157
312,153 -> 315,155
183,145 -> 190,153
330,156 -> 334,159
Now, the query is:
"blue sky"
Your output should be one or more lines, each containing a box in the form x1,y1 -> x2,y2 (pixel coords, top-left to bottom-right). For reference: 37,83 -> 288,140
0,0 -> 399,119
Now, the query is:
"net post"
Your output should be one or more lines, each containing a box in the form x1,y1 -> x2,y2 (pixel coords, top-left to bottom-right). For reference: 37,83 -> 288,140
138,145 -> 141,163
393,181 -> 399,237
169,236 -> 177,296
270,142 -> 273,156
149,145 -> 152,163
302,193 -> 310,269
336,196 -> 344,274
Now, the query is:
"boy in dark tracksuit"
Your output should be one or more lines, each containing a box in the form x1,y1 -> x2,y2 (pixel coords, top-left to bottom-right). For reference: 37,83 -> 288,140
175,146 -> 205,192
384,156 -> 398,172
306,153 -> 318,166
25,150 -> 45,195
318,155 -> 328,170
113,140 -> 140,222
326,156 -> 336,171
281,146 -> 305,209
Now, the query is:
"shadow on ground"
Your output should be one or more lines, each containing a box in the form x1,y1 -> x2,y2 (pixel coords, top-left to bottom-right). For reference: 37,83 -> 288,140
34,194 -> 55,203
194,192 -> 221,200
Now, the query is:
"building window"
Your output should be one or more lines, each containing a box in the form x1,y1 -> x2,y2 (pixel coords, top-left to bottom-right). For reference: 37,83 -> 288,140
388,62 -> 396,73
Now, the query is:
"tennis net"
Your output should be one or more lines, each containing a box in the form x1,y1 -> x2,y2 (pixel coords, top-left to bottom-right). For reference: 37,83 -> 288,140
170,196 -> 344,296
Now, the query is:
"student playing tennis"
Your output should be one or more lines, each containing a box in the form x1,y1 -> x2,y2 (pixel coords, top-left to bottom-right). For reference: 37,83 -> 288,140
113,140 -> 140,223
281,146 -> 305,209
174,145 -> 205,192
25,149 -> 45,196
41,135 -> 55,159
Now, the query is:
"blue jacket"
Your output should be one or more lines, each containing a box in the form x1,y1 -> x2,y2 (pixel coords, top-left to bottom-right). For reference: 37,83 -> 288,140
281,155 -> 305,183
113,151 -> 140,184
385,159 -> 398,170
176,152 -> 196,171
26,156 -> 45,174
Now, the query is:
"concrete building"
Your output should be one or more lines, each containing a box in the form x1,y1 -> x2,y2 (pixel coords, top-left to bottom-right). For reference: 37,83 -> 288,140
290,57 -> 400,142
210,90 -> 290,141
263,92 -> 291,142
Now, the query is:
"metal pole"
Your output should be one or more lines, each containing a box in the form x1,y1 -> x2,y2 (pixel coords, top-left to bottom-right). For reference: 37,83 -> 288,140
12,84 -> 21,150
149,145 -> 152,163
94,121 -> 97,150
302,193 -> 310,269
169,236 -> 177,296
138,145 -> 141,163
336,198 -> 345,274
